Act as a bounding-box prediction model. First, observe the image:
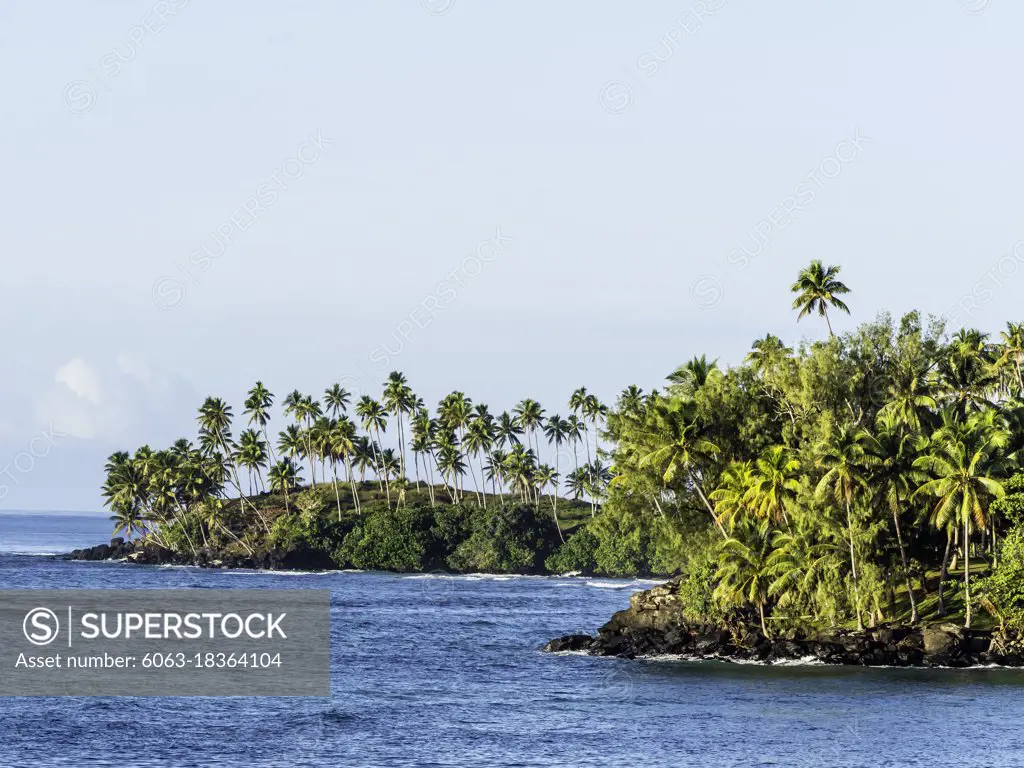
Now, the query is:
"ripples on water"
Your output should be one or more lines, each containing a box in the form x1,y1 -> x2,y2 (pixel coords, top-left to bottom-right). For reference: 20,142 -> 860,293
1,515 -> 1024,767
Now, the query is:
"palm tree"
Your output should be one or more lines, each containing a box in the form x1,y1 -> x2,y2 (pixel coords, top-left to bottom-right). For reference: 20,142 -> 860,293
637,398 -> 725,536
997,322 -> 1024,396
236,429 -> 268,495
860,412 -> 926,623
323,383 -> 351,418
514,399 -> 545,462
464,417 -> 494,506
383,372 -> 415,482
355,396 -> 390,507
668,355 -> 720,397
543,414 -> 570,520
496,411 -> 523,448
268,459 -> 303,514
790,260 -> 851,337
716,521 -> 774,636
197,397 -> 269,533
244,382 -> 277,464
743,446 -> 800,528
534,463 -> 563,542
815,426 -> 870,630
914,414 -> 1007,628
710,461 -> 755,531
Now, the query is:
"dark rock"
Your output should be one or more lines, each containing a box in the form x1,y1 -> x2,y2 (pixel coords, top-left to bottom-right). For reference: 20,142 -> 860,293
544,634 -> 593,653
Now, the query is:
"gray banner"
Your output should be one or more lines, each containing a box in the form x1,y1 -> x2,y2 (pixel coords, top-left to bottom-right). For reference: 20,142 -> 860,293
0,589 -> 330,697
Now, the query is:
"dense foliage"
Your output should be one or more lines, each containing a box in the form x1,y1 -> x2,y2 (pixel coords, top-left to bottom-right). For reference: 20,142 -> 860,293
102,260 -> 1024,631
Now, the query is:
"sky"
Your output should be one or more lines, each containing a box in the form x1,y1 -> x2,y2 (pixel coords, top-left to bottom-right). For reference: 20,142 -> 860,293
1,0 -> 1022,512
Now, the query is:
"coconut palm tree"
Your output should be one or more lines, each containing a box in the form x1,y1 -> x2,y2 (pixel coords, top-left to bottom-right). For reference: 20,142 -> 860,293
236,429 -> 268,495
268,459 -> 302,514
514,399 -> 545,461
383,372 -> 415,481
496,411 -> 523,448
637,398 -> 725,535
743,446 -> 800,529
996,321 -> 1024,396
245,381 -> 277,463
790,260 -> 851,337
323,383 -> 351,418
914,413 -> 1008,628
543,415 -> 570,519
330,416 -> 360,513
716,521 -> 774,636
860,411 -> 926,623
534,463 -> 563,542
355,396 -> 390,506
815,425 -> 871,630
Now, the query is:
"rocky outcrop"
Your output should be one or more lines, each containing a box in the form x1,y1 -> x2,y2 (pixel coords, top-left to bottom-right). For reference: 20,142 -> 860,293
64,539 -> 336,571
545,576 -> 1024,667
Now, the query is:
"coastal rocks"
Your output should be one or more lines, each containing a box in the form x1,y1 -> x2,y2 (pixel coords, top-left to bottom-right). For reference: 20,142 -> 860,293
546,578 -> 1024,668
64,539 -> 335,572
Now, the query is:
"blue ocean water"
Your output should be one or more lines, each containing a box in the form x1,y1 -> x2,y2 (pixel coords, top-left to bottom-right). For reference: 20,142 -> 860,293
1,513 -> 1024,767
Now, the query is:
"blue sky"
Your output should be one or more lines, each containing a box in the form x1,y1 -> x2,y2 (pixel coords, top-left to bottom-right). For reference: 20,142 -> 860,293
1,0 -> 1021,511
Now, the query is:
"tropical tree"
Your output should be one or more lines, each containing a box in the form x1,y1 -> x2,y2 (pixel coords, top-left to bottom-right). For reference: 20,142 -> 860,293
790,260 -> 851,337
914,413 -> 1008,628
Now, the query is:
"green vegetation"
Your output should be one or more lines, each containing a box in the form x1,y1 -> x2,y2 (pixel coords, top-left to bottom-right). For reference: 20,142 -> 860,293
102,261 -> 1024,634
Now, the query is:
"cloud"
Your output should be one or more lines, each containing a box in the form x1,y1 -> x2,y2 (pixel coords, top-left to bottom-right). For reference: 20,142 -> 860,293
34,357 -> 193,443
54,357 -> 103,405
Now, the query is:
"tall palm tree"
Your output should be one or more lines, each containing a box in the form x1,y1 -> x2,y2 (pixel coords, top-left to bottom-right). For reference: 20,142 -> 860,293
914,414 -> 1007,628
496,411 -> 523,448
514,399 -> 545,462
355,396 -> 390,506
244,382 -> 277,464
997,321 -> 1024,397
790,260 -> 851,337
860,412 -> 926,623
197,397 -> 269,533
324,383 -> 351,418
815,426 -> 870,630
383,372 -> 415,482
236,429 -> 268,495
330,416 -> 360,514
534,463 -> 563,542
268,459 -> 302,514
543,415 -> 570,520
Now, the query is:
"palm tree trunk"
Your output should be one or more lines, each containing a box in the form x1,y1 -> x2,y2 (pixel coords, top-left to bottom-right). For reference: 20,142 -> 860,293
824,310 -> 834,337
892,507 -> 919,623
846,500 -> 863,631
344,456 -> 360,512
687,468 -> 728,539
759,602 -> 770,638
331,463 -> 343,522
964,514 -> 972,629
938,529 -> 953,616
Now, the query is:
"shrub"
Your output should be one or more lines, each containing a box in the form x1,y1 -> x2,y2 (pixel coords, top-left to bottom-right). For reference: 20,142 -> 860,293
545,527 -> 599,574
977,525 -> 1024,632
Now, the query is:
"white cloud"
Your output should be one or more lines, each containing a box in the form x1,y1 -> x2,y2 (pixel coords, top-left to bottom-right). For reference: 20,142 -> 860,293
54,357 -> 103,405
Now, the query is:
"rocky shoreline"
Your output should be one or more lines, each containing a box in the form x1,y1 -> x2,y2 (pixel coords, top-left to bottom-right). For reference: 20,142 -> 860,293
545,576 -> 1024,668
64,538 -> 335,571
